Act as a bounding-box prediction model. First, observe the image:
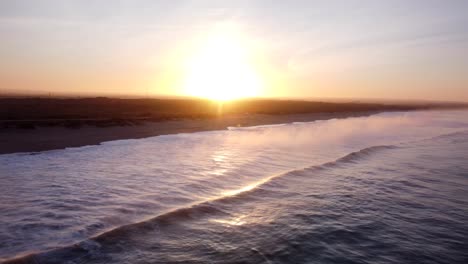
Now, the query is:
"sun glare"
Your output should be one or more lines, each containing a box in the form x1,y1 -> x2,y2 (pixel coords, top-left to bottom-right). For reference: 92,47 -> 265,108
183,25 -> 263,101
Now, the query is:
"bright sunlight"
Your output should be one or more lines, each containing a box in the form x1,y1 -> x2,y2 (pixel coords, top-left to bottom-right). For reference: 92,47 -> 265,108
183,24 -> 263,101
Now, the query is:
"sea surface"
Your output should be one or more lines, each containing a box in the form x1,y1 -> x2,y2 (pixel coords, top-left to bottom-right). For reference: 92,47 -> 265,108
1,110 -> 467,263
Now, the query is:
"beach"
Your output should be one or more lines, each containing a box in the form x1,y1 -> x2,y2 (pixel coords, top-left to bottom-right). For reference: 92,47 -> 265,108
0,111 -> 376,154
3,97 -> 456,154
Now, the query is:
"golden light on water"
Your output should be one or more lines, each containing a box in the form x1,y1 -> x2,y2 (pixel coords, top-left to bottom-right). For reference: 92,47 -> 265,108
223,183 -> 259,197
211,215 -> 247,226
222,175 -> 276,197
183,24 -> 263,101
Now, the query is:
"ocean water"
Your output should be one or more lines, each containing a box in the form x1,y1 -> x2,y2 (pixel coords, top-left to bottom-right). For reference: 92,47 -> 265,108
1,110 -> 467,263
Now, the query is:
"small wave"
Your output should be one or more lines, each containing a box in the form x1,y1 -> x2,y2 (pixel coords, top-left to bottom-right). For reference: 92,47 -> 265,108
226,111 -> 383,131
227,118 -> 332,131
402,129 -> 468,147
425,130 -> 468,142
2,144 -> 397,264
227,123 -> 287,131
323,145 -> 397,167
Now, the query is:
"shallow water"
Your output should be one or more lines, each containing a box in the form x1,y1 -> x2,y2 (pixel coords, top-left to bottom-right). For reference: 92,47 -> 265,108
1,110 -> 468,263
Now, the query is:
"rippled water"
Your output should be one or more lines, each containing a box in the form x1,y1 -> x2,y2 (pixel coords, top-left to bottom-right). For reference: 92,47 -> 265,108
1,110 -> 468,263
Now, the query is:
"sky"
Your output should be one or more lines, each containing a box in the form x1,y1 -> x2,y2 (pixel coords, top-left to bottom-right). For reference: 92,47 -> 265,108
0,0 -> 467,101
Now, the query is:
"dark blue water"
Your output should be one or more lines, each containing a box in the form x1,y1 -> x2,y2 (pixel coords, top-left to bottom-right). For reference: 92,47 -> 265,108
1,111 -> 468,263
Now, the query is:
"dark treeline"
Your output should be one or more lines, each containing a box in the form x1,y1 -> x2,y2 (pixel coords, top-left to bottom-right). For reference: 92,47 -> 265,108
0,97 -> 466,129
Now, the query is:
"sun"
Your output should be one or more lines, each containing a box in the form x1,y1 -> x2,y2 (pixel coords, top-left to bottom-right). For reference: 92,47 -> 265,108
183,25 -> 263,101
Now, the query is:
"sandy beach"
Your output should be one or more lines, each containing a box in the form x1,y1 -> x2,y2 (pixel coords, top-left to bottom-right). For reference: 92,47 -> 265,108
2,97 -> 465,155
0,111 -> 378,154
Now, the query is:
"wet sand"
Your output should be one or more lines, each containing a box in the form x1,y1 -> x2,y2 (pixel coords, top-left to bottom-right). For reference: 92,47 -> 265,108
0,111 -> 376,154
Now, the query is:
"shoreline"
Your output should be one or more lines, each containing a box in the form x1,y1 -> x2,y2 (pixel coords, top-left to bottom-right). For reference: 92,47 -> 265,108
0,111 -> 378,155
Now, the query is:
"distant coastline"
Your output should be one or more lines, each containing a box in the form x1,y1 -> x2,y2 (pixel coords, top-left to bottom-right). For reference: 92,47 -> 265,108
1,98 -> 466,154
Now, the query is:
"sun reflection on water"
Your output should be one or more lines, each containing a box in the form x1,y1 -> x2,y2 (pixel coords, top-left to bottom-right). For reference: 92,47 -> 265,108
209,149 -> 233,176
222,175 -> 274,197
222,183 -> 258,196
211,214 -> 248,226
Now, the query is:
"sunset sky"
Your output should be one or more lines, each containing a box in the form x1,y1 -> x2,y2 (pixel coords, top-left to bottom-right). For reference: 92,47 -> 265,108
1,0 -> 467,101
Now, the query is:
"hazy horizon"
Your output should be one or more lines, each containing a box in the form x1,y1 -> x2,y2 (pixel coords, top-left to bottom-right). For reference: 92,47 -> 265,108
2,90 -> 468,105
1,0 -> 467,101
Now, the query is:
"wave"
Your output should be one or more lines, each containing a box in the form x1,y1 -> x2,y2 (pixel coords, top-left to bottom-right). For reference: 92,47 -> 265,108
1,144 -> 398,264
322,145 -> 397,167
226,110 -> 389,131
226,118 -> 336,131
401,129 -> 468,147
425,130 -> 468,142
227,123 -> 287,131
